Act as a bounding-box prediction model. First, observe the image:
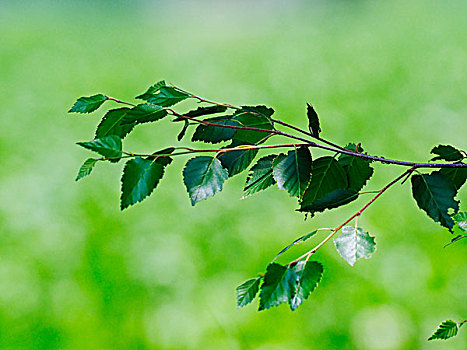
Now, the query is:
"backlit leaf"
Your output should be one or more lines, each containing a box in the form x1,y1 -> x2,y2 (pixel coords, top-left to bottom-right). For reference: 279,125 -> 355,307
77,135 -> 122,162
75,158 -> 98,181
69,94 -> 108,113
428,320 -> 459,340
333,226 -> 376,266
183,156 -> 229,205
236,277 -> 261,309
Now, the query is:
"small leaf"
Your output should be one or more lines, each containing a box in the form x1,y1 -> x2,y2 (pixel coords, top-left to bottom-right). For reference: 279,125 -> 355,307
428,320 -> 459,340
95,108 -> 135,139
69,94 -> 108,114
411,172 -> 459,229
142,86 -> 190,107
135,80 -> 167,100
339,144 -> 374,191
430,145 -> 464,162
289,260 -> 323,311
77,135 -> 122,162
243,155 -> 276,198
273,230 -> 317,262
306,103 -> 321,137
181,105 -> 228,119
75,158 -> 98,181
219,148 -> 258,177
122,104 -> 167,125
258,263 -> 297,311
300,157 -> 349,213
333,226 -> 376,266
300,189 -> 358,213
273,147 -> 312,198
120,156 -> 172,210
236,277 -> 261,309
191,116 -> 239,143
453,212 -> 467,233
183,156 -> 229,205
177,120 -> 189,141
438,167 -> 467,191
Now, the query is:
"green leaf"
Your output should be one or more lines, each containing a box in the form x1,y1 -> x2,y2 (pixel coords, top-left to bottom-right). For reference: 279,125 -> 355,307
183,156 -> 229,205
236,277 -> 261,309
428,320 -> 459,340
77,135 -> 122,162
453,212 -> 467,233
333,226 -> 376,266
306,103 -> 321,137
141,86 -> 190,107
243,155 -> 276,198
75,158 -> 98,181
69,94 -> 108,113
438,167 -> 467,190
231,106 -> 275,145
177,120 -> 189,141
430,145 -> 464,162
135,80 -> 167,100
95,108 -> 135,139
289,260 -> 323,311
300,157 -> 349,212
120,156 -> 172,210
273,230 -> 317,262
411,172 -> 459,229
122,104 -> 167,125
301,189 -> 359,213
273,147 -> 312,198
191,116 -> 239,143
183,105 -> 228,119
339,144 -> 374,191
258,263 -> 297,311
219,148 -> 258,177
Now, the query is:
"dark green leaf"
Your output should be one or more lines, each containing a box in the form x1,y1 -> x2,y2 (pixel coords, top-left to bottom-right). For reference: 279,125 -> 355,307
273,230 -> 317,262
289,261 -> 323,311
184,105 -> 228,119
411,172 -> 459,229
231,107 -> 275,145
191,116 -> 239,143
273,147 -> 312,198
69,94 -> 108,113
183,156 -> 229,205
333,226 -> 376,266
438,167 -> 467,190
428,320 -> 459,340
430,145 -> 464,162
143,86 -> 190,107
177,120 -> 189,141
306,103 -> 321,137
75,158 -> 98,181
219,148 -> 258,177
95,108 -> 135,139
300,189 -> 359,213
77,135 -> 122,162
258,263 -> 297,311
120,156 -> 172,210
122,104 -> 167,125
300,157 -> 349,212
236,277 -> 261,309
135,80 -> 167,100
243,155 -> 276,198
339,144 -> 374,191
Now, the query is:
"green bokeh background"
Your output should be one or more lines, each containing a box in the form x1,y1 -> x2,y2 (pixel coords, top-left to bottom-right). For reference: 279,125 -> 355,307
0,1 -> 466,349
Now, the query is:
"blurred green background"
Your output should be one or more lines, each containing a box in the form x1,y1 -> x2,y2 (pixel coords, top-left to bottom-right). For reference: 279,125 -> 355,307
0,0 -> 466,349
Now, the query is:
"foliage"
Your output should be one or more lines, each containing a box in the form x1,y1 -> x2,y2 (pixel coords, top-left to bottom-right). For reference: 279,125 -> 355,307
70,81 -> 466,340
428,320 -> 465,341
